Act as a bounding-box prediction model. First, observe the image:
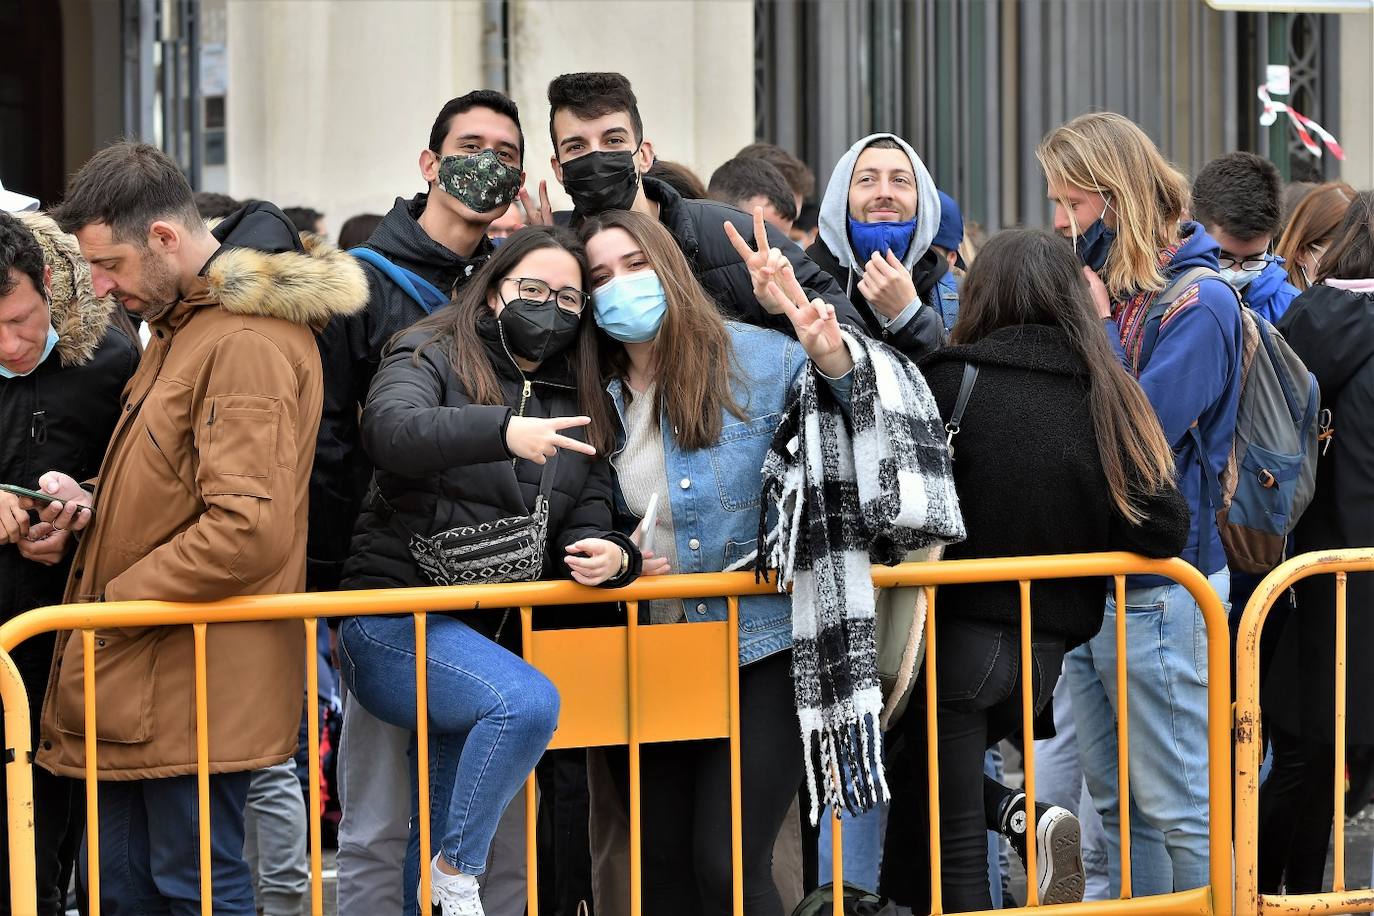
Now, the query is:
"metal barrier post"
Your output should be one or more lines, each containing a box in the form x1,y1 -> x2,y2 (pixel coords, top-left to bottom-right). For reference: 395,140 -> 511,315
304,618 -> 324,916
81,630 -> 101,916
521,606 -> 539,916
626,600 -> 642,916
0,650 -> 36,915
727,596 -> 744,916
1113,575 -> 1133,900
923,585 -> 943,915
1019,581 -> 1040,908
193,623 -> 212,916
415,612 -> 432,914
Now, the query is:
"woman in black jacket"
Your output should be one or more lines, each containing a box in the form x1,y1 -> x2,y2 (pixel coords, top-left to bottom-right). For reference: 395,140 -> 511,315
1262,191 -> 1374,894
338,227 -> 639,916
880,228 -> 1189,912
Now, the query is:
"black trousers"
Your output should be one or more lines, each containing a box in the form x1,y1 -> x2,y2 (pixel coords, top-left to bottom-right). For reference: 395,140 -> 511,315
880,619 -> 1064,912
1257,724 -> 1349,894
0,635 -> 83,916
609,650 -> 802,916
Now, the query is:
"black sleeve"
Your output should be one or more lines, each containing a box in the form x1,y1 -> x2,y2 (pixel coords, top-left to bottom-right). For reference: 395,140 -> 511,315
879,299 -> 946,361
1107,480 -> 1191,558
360,337 -> 512,477
1332,369 -> 1374,550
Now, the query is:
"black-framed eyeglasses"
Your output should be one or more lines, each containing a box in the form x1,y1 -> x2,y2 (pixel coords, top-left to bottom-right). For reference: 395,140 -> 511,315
502,277 -> 590,314
1216,254 -> 1271,272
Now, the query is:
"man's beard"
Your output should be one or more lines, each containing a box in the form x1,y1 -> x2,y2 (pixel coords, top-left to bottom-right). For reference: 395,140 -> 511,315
134,256 -> 181,323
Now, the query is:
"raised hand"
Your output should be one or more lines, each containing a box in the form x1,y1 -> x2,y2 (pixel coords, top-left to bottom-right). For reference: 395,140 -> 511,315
724,206 -> 790,314
856,250 -> 919,321
516,180 -> 555,227
766,260 -> 853,379
504,415 -> 597,464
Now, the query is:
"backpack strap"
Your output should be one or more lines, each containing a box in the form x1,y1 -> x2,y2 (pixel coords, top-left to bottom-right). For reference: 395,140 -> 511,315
1137,265 -> 1223,372
349,247 -> 450,314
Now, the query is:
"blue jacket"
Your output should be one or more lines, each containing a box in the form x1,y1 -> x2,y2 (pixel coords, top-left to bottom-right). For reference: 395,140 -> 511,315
1241,258 -> 1301,325
1107,222 -> 1243,578
607,322 -> 850,664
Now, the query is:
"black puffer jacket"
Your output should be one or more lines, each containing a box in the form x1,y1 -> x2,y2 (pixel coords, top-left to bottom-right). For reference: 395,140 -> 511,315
309,194 -> 493,590
920,324 -> 1189,646
1267,282 -> 1374,743
807,239 -> 946,361
0,292 -> 138,693
640,176 -> 869,336
342,318 -> 638,634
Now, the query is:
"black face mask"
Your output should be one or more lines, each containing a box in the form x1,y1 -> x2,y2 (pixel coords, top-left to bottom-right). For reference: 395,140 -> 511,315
497,298 -> 582,364
560,150 -> 640,215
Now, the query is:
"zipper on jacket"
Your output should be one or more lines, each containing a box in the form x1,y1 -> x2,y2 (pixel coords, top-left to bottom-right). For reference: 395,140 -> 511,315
30,410 -> 46,444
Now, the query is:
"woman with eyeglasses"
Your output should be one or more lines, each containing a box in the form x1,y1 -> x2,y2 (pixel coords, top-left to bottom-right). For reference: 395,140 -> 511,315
1275,181 -> 1356,291
337,225 -> 640,916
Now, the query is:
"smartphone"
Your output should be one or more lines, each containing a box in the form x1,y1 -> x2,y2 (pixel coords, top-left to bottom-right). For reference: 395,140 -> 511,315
636,493 -> 659,554
0,483 -> 59,505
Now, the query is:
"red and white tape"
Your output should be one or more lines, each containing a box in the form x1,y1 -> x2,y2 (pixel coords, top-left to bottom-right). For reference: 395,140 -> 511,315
1258,84 -> 1345,161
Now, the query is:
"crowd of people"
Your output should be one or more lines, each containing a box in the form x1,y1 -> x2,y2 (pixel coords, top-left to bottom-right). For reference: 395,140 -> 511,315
0,70 -> 1371,916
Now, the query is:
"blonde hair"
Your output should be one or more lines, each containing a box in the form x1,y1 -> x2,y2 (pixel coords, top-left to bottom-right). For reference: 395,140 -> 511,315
1036,113 -> 1190,299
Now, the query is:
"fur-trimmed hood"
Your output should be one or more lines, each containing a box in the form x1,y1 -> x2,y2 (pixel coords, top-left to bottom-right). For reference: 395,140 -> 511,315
202,202 -> 367,329
17,211 -> 115,367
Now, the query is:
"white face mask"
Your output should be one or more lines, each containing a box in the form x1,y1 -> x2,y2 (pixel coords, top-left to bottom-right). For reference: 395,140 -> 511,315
1220,266 -> 1264,292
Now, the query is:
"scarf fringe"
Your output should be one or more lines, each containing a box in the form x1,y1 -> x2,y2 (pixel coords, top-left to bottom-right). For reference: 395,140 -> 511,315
803,707 -> 890,825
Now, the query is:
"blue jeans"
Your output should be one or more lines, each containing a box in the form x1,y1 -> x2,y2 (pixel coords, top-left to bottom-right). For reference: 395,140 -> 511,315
339,614 -> 559,878
83,772 -> 254,915
1066,570 -> 1229,896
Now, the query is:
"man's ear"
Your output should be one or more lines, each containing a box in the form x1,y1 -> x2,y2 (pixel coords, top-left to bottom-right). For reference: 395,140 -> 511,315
636,139 -> 656,175
550,154 -> 565,186
42,264 -> 53,300
148,220 -> 181,254
420,149 -> 440,186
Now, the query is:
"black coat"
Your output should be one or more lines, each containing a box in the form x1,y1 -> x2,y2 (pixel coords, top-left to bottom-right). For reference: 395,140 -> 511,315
807,238 -> 946,361
309,194 -> 493,590
639,176 -> 869,336
920,325 -> 1189,646
341,318 -> 637,631
0,322 -> 137,691
1267,283 -> 1374,743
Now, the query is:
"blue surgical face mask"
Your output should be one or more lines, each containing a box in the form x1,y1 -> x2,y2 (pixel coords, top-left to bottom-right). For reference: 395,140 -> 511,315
1074,196 -> 1115,273
1220,264 -> 1266,292
847,216 -> 916,266
0,297 -> 59,379
592,270 -> 668,343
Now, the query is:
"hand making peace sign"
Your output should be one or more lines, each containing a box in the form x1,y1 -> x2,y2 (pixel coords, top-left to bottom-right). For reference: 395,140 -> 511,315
762,254 -> 854,380
723,206 -> 792,315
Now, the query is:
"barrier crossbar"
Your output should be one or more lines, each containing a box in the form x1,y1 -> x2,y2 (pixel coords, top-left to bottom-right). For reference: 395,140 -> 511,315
0,552 -> 1230,916
1235,547 -> 1374,916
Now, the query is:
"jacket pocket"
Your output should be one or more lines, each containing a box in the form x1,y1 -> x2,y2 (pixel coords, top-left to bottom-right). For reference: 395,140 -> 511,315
54,628 -> 161,744
707,413 -> 781,512
203,396 -> 281,497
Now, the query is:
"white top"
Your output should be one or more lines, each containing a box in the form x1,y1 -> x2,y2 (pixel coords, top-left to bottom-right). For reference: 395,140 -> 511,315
614,382 -> 684,624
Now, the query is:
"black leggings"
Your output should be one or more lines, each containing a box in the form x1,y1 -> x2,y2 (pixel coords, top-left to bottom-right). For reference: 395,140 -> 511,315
1258,724 -> 1341,894
610,650 -> 802,916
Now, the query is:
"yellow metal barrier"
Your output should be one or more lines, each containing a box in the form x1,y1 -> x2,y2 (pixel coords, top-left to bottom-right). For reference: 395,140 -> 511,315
1235,547 -> 1374,916
0,552 -> 1231,916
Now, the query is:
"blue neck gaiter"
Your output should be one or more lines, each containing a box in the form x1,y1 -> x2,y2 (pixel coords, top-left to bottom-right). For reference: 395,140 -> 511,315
848,216 -> 916,266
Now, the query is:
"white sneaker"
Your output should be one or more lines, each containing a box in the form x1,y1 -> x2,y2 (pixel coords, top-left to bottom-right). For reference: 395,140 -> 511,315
420,855 -> 486,916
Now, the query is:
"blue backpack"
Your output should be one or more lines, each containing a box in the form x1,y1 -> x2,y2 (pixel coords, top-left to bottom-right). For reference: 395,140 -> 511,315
1140,266 -> 1322,574
349,247 -> 449,313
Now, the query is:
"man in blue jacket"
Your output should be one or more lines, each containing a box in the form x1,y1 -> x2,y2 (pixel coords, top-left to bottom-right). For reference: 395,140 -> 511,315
1038,113 -> 1243,899
1191,152 -> 1301,324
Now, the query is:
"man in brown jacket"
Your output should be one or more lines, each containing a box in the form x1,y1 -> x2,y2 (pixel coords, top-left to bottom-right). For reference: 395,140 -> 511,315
27,142 -> 366,913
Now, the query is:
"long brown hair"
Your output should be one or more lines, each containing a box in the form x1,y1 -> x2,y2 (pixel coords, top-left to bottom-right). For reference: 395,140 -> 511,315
1275,181 -> 1356,290
952,228 -> 1175,524
1316,190 -> 1374,283
402,225 -> 616,455
577,209 -> 745,450
1036,113 -> 1190,299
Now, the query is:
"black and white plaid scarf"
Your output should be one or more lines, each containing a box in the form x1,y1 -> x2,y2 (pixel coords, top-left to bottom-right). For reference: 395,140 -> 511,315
754,331 -> 964,823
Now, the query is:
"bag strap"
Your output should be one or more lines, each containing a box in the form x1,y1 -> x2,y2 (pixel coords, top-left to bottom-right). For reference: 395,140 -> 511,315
349,247 -> 450,314
943,362 -> 979,454
1138,265 -> 1221,372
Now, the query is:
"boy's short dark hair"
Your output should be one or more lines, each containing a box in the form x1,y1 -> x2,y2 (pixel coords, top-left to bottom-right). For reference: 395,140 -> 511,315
1191,152 -> 1284,243
51,141 -> 201,244
736,141 -> 815,202
194,191 -> 241,220
547,72 -> 643,151
283,207 -> 324,234
794,201 -> 819,233
0,212 -> 45,299
646,160 -> 708,200
708,157 -> 798,222
428,90 -> 525,162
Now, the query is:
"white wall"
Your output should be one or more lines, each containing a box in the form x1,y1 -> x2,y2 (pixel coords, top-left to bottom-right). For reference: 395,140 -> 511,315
226,0 -> 756,236
1338,12 -> 1374,190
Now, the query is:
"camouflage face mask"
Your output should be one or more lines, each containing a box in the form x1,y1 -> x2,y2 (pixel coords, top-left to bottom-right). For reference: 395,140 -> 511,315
436,149 -> 522,214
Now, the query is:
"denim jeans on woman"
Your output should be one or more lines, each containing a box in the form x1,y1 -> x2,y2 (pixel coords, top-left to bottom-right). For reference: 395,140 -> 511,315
880,618 -> 1066,912
1065,569 -> 1229,897
339,613 -> 559,883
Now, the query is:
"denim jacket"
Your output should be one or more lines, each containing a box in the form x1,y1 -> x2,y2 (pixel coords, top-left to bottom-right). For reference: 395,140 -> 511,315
607,322 -> 851,665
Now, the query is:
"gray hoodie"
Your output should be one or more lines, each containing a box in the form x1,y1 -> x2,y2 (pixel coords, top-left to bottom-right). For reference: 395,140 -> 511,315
816,132 -> 941,283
